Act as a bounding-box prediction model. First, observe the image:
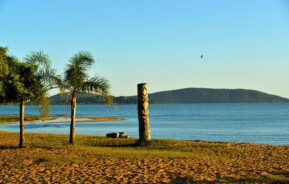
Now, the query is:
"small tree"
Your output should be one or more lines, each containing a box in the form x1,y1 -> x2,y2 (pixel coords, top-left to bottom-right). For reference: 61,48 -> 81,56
0,47 -> 9,101
61,51 -> 112,145
1,48 -> 56,147
24,51 -> 59,117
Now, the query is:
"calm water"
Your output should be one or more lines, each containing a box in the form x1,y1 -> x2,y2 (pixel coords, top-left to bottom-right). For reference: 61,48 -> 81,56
0,104 -> 288,145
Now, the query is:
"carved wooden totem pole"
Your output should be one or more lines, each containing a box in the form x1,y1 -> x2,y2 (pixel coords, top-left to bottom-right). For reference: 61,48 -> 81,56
138,83 -> 151,143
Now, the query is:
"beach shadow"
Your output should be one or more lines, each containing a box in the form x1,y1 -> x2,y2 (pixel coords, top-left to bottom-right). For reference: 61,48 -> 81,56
169,175 -> 200,184
169,174 -> 289,184
89,142 -> 139,148
88,140 -> 155,148
269,171 -> 289,178
0,145 -> 55,150
0,145 -> 19,150
34,157 -> 49,164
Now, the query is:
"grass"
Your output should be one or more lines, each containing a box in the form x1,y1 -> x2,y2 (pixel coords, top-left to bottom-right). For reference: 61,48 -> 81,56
0,115 -> 55,124
0,131 -> 288,183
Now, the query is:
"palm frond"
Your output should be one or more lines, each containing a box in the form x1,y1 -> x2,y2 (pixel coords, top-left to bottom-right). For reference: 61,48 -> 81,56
48,74 -> 66,92
24,51 -> 51,72
64,51 -> 95,91
82,76 -> 113,105
24,51 -> 56,87
70,51 -> 94,68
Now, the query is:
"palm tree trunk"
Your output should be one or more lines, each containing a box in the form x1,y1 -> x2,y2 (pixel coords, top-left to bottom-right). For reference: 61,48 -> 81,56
138,83 -> 150,144
19,100 -> 25,148
69,94 -> 77,144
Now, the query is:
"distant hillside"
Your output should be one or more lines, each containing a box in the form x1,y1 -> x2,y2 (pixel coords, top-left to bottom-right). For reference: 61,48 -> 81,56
147,88 -> 289,103
49,88 -> 289,104
50,92 -> 137,104
50,92 -> 105,105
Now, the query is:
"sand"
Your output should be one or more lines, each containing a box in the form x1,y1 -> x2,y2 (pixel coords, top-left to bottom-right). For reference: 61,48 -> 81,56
0,132 -> 288,183
0,116 -> 125,124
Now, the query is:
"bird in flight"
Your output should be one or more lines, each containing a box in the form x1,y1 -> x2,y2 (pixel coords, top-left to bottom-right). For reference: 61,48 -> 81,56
200,55 -> 204,59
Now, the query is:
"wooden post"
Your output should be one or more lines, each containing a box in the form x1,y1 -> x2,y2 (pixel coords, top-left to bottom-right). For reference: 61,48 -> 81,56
138,83 -> 150,143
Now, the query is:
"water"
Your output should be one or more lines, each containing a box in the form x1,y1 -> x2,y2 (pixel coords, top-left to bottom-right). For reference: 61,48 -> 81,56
0,104 -> 288,145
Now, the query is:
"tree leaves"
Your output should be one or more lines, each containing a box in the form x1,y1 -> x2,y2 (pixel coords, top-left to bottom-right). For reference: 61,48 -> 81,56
62,51 -> 113,105
0,48 -> 58,117
1,48 -> 113,115
64,51 -> 95,91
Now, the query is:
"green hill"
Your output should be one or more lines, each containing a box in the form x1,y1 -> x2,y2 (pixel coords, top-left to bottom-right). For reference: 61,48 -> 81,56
50,92 -> 105,104
147,88 -> 289,103
49,88 -> 289,104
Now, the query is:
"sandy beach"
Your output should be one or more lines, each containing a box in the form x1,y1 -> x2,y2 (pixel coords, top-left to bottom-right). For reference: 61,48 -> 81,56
0,132 -> 288,183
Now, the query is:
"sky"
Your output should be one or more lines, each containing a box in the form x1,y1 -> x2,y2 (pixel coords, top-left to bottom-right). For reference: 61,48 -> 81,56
1,0 -> 289,98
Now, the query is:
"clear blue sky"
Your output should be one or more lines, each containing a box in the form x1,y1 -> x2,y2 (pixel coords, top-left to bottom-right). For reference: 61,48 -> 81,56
1,0 -> 289,97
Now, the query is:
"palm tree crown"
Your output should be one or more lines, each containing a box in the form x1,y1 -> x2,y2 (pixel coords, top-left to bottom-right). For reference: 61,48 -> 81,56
63,51 -> 112,104
61,51 -> 112,144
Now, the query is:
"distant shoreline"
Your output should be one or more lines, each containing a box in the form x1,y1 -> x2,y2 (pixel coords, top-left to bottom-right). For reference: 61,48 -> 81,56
0,115 -> 126,125
58,116 -> 126,123
1,102 -> 289,106
49,88 -> 289,104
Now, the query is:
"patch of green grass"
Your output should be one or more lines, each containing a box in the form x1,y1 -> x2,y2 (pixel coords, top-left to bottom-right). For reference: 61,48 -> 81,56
22,133 -> 207,159
0,115 -> 55,124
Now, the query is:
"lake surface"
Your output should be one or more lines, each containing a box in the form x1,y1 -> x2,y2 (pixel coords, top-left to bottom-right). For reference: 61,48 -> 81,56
0,104 -> 289,145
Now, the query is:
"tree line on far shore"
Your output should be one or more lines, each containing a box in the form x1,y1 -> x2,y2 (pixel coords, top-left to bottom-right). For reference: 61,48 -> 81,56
0,46 -> 112,147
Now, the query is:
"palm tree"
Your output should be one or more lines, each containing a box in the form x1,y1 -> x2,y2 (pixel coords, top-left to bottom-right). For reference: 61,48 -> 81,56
61,51 -> 112,145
